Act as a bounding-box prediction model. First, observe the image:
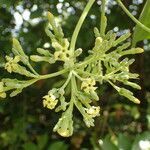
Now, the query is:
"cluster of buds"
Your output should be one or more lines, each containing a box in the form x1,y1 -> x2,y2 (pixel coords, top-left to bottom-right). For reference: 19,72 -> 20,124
81,78 -> 99,101
83,106 -> 100,127
43,88 -> 68,112
81,78 -> 97,93
43,89 -> 59,110
4,55 -> 36,78
53,39 -> 72,62
5,56 -> 20,73
85,106 -> 100,118
45,12 -> 74,65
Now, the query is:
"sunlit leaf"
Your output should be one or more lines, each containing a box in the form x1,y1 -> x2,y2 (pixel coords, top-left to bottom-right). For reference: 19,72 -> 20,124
132,0 -> 150,46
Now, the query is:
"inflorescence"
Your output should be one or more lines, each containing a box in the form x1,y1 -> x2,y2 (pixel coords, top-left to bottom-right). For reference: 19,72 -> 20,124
0,10 -> 143,137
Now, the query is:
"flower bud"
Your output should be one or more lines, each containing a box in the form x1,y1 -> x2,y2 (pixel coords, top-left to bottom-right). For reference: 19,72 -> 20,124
43,94 -> 58,110
85,106 -> 100,117
37,48 -> 52,56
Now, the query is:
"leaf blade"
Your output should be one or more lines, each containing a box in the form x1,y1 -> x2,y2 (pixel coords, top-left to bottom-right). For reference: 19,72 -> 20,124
132,0 -> 150,46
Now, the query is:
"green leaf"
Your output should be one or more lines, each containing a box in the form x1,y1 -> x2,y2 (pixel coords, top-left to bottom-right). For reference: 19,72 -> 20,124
118,134 -> 133,150
23,142 -> 37,150
101,137 -> 118,150
132,131 -> 150,150
132,0 -> 150,46
37,134 -> 48,150
48,141 -> 68,150
30,9 -> 43,19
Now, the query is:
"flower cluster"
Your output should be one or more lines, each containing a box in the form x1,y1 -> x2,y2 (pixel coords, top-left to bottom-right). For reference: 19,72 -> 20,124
0,9 -> 144,138
30,12 -> 74,68
81,78 -> 97,93
43,89 -> 58,110
5,56 -> 20,73
83,106 -> 100,127
85,106 -> 100,118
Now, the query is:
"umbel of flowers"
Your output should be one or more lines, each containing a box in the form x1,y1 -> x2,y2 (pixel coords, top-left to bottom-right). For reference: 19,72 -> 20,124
0,0 -> 144,137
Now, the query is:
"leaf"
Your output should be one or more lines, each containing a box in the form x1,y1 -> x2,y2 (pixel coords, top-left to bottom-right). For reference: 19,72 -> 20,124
23,142 -> 37,150
118,134 -> 133,150
101,137 -> 118,150
132,0 -> 150,46
132,131 -> 150,150
48,141 -> 68,150
37,134 -> 48,150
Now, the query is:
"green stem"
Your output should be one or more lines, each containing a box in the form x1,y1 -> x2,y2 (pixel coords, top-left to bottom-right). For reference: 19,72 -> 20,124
72,71 -> 84,81
70,0 -> 95,51
39,68 -> 69,80
68,75 -> 77,110
117,0 -> 150,33
76,55 -> 98,68
61,71 -> 73,89
23,69 -> 69,89
100,0 -> 106,36
27,63 -> 39,76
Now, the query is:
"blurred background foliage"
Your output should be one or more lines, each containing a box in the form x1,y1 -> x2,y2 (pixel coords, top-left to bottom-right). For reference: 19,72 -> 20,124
0,0 -> 150,149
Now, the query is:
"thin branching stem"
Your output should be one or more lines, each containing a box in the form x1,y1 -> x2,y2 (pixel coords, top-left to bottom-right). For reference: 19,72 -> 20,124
70,0 -> 95,51
117,0 -> 150,33
100,0 -> 106,36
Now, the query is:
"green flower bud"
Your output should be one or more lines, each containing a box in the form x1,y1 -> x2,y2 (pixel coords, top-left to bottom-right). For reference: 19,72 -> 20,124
57,26 -> 64,38
63,39 -> 70,49
120,48 -> 144,56
12,38 -> 29,65
90,90 -> 99,101
12,38 -> 25,56
93,37 -> 103,51
10,89 -> 22,97
124,81 -> 141,90
115,42 -> 131,53
45,26 -> 55,39
113,32 -> 131,47
94,27 -> 100,37
75,48 -> 82,57
47,12 -> 57,32
52,41 -> 62,51
55,96 -> 68,112
30,55 -> 50,63
5,56 -> 20,73
37,48 -> 52,56
119,88 -> 140,104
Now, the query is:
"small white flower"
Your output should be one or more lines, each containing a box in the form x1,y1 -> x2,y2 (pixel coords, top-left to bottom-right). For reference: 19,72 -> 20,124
85,106 -> 100,117
43,94 -> 58,110
81,78 -> 97,93
5,56 -> 20,73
